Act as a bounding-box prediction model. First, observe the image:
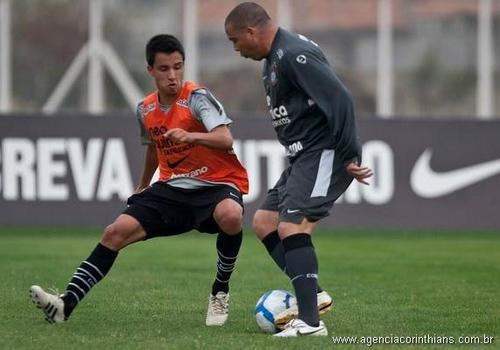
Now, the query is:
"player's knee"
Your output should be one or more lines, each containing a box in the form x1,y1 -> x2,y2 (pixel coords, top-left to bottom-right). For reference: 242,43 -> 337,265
217,209 -> 243,235
252,213 -> 273,239
100,224 -> 126,250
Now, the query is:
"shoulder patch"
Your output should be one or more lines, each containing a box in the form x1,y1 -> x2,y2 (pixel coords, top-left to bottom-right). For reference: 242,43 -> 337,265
176,98 -> 189,107
138,102 -> 156,116
296,54 -> 307,64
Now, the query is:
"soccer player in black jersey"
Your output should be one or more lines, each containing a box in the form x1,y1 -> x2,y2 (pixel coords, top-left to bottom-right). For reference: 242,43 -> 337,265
225,2 -> 373,337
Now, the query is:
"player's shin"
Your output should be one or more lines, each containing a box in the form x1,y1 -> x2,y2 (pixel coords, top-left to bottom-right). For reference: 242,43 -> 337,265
282,233 -> 319,327
262,230 -> 324,293
212,231 -> 242,295
61,243 -> 118,317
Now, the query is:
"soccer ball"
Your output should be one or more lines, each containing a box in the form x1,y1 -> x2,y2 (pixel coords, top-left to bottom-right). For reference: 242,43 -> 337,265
254,289 -> 296,333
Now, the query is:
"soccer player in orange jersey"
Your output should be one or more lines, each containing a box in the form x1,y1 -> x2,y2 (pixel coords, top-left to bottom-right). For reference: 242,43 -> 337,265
30,34 -> 249,327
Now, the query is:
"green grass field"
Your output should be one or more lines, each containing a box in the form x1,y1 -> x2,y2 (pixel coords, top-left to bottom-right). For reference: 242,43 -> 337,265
1,228 -> 499,349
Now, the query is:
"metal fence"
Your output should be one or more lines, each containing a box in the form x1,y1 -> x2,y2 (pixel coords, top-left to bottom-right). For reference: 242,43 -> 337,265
0,0 -> 498,118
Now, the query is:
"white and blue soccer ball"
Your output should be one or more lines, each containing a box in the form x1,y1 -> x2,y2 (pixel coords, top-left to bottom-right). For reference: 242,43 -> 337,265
254,289 -> 296,333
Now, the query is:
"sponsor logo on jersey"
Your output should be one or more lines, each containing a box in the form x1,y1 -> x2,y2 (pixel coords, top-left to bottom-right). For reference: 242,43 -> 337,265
170,166 -> 209,179
267,98 -> 291,127
167,154 -> 189,169
148,126 -> 168,137
286,141 -> 303,157
269,105 -> 289,119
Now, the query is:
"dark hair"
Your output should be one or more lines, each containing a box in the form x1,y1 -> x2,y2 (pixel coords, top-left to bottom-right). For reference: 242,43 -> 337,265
145,34 -> 185,66
225,2 -> 271,29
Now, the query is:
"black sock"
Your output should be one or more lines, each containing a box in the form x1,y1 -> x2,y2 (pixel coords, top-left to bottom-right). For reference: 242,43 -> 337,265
283,233 -> 319,327
262,230 -> 286,273
212,231 -> 242,295
262,231 -> 323,293
61,243 -> 118,317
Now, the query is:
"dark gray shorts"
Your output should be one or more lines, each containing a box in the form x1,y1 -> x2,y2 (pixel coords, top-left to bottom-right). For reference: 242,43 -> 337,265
260,149 -> 353,224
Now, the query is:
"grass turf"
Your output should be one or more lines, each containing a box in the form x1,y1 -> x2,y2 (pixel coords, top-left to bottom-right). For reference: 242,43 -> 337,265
0,228 -> 499,349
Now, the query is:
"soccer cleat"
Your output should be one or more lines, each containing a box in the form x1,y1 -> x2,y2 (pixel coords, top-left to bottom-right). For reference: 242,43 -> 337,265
274,290 -> 333,330
205,291 -> 229,326
273,319 -> 328,337
30,285 -> 66,324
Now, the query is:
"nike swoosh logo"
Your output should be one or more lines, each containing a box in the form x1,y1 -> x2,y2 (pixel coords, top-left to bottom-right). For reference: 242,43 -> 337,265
297,327 -> 324,336
167,155 -> 189,169
286,209 -> 300,214
410,149 -> 500,198
229,192 -> 240,199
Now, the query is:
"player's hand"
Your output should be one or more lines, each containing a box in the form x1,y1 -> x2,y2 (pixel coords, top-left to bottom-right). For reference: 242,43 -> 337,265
346,161 -> 373,185
164,128 -> 194,143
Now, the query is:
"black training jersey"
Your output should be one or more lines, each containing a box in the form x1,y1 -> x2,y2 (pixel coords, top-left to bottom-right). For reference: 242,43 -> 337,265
262,28 -> 362,163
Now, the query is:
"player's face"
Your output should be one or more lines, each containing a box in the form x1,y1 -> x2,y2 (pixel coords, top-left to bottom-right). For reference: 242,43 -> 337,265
147,51 -> 184,100
225,23 -> 263,61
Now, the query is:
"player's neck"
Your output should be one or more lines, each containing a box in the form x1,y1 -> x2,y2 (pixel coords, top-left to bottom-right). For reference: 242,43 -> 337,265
157,90 -> 180,106
262,25 -> 279,57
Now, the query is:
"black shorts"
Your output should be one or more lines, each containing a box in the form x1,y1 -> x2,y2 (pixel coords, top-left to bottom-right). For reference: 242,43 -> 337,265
260,149 -> 353,224
122,182 -> 243,239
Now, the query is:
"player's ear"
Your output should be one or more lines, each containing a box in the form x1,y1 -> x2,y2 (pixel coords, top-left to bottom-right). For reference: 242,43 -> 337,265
247,26 -> 257,36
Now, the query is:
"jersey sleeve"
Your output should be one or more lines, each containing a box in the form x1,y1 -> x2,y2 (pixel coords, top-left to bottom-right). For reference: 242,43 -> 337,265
189,88 -> 233,132
285,48 -> 362,163
136,101 -> 153,145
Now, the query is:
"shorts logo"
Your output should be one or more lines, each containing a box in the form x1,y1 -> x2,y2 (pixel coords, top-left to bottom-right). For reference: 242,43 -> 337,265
296,55 -> 307,64
286,208 -> 300,214
229,192 -> 240,199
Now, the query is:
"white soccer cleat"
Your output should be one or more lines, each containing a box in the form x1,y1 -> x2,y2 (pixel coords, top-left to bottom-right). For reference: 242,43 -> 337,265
205,291 -> 229,326
273,319 -> 328,337
275,290 -> 333,330
30,285 -> 66,324
317,290 -> 334,313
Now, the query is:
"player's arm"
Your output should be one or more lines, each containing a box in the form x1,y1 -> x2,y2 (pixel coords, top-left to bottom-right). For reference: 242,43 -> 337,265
164,125 -> 233,150
164,89 -> 234,150
136,144 -> 158,192
135,102 -> 158,192
286,49 -> 362,164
